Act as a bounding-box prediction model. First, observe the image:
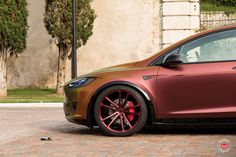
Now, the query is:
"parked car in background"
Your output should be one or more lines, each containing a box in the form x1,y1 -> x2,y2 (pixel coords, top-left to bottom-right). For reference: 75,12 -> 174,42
64,24 -> 236,136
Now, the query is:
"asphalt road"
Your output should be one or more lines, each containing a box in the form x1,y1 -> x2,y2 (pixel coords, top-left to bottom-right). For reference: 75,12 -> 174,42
0,108 -> 66,145
0,107 -> 236,157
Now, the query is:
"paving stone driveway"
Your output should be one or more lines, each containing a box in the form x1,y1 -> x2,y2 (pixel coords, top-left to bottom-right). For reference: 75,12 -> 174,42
0,108 -> 236,157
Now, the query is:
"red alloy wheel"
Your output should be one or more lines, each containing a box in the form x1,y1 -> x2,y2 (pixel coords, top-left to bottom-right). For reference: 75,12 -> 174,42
98,89 -> 142,133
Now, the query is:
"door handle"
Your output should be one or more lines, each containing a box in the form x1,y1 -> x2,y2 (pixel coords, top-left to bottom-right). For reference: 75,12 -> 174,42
232,66 -> 236,70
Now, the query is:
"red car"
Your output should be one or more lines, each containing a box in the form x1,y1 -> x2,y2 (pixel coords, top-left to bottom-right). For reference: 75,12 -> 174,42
64,24 -> 236,136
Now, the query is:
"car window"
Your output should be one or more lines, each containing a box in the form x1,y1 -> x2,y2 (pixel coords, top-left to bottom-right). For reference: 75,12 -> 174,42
179,29 -> 236,63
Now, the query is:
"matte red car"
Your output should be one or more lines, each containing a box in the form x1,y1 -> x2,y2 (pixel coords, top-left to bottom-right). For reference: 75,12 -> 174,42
64,24 -> 236,136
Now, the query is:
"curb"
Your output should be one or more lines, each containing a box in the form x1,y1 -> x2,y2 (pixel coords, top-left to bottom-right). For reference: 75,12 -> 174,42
0,103 -> 63,108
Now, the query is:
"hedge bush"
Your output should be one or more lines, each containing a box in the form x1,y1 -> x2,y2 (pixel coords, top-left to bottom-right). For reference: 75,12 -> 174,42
202,0 -> 236,6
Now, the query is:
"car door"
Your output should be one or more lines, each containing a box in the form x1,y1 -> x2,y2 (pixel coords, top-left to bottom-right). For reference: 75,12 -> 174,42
156,29 -> 236,119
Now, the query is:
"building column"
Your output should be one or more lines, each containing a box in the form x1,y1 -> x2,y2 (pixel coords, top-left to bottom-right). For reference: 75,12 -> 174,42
161,0 -> 200,48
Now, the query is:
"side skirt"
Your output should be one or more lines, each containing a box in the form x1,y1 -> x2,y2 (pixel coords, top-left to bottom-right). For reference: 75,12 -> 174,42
153,118 -> 236,125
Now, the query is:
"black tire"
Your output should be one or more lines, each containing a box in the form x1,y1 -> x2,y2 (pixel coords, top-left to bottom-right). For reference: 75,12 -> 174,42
94,85 -> 148,136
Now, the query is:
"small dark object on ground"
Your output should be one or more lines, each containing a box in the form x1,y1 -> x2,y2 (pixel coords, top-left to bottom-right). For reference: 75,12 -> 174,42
40,137 -> 52,141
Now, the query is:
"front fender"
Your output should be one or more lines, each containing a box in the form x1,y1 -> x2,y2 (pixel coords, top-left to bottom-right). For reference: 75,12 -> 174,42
87,81 -> 157,126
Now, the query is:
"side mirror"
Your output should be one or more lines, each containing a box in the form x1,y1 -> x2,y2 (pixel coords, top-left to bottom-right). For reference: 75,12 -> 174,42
162,54 -> 183,66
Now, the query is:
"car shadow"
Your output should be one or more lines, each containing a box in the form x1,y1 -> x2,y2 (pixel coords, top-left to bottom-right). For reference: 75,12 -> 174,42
49,123 -> 236,136
48,123 -> 104,136
140,124 -> 236,135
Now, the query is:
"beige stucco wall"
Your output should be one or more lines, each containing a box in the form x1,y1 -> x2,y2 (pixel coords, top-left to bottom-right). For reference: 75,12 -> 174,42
7,0 -> 161,88
74,0 -> 161,79
7,0 -> 200,88
7,0 -> 58,88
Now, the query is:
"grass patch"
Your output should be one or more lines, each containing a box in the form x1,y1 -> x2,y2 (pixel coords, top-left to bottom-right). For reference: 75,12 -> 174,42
201,2 -> 236,14
0,88 -> 64,103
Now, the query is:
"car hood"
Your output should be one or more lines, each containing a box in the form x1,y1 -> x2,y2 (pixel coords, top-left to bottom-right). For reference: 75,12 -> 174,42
81,61 -> 139,78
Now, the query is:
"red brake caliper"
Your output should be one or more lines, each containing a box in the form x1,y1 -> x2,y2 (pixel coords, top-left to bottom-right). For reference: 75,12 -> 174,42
127,101 -> 135,121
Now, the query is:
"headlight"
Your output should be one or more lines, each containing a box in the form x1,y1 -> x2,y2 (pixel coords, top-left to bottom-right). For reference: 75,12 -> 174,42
68,77 -> 96,88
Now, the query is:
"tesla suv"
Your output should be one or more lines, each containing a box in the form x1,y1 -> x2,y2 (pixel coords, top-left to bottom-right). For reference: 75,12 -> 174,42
64,24 -> 236,136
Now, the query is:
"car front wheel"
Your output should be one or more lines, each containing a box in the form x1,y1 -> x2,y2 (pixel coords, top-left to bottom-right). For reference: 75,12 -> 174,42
94,85 -> 148,136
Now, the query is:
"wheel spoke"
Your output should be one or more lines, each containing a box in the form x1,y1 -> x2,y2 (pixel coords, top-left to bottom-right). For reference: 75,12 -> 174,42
102,112 -> 118,121
120,115 -> 125,132
123,104 -> 140,110
123,113 -> 133,128
123,93 -> 129,106
108,114 -> 119,127
105,97 -> 119,108
100,103 -> 115,110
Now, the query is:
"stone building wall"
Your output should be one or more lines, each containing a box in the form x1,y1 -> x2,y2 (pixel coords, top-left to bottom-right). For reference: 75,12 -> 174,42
7,0 -> 200,89
201,11 -> 236,30
162,0 -> 200,48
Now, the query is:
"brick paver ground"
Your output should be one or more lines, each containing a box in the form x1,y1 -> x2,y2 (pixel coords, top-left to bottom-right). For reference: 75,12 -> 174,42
0,108 -> 236,157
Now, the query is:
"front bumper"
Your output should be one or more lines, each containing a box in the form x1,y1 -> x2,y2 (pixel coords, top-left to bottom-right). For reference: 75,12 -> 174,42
64,100 -> 91,126
63,78 -> 105,127
63,85 -> 91,125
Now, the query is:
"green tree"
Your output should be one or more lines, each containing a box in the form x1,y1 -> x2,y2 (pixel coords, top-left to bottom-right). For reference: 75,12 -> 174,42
44,0 -> 96,94
0,0 -> 28,97
202,0 -> 236,6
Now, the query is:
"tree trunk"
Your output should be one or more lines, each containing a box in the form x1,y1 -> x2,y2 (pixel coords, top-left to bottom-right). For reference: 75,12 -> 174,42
0,50 -> 7,97
56,46 -> 67,95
